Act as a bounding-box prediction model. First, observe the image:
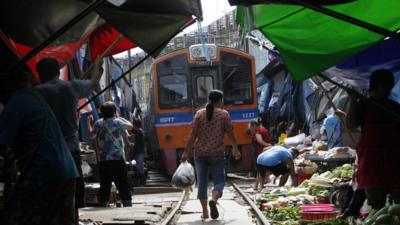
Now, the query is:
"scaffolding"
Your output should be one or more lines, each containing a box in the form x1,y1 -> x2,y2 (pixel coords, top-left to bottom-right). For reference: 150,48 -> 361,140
161,9 -> 242,54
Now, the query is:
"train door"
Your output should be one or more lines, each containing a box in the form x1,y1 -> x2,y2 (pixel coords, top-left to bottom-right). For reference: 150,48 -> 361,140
191,67 -> 218,107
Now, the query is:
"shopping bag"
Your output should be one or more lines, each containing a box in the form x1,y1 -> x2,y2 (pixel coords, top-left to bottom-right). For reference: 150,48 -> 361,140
171,161 -> 195,189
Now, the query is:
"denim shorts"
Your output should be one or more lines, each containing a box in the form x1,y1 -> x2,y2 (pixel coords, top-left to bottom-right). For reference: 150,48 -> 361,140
194,156 -> 225,199
256,162 -> 290,177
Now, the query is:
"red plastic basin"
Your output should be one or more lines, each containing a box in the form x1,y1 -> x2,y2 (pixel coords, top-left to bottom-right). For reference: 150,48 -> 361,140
300,204 -> 335,212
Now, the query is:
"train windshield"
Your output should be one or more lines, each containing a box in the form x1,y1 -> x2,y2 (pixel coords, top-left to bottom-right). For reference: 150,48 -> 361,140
221,52 -> 253,105
192,68 -> 217,103
157,54 -> 189,109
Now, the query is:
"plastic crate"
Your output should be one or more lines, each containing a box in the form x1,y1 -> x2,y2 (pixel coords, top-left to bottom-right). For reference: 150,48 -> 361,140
300,211 -> 338,220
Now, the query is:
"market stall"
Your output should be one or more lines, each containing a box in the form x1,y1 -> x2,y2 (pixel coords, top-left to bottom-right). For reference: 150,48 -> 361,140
252,132 -> 358,224
303,146 -> 356,172
254,154 -> 400,225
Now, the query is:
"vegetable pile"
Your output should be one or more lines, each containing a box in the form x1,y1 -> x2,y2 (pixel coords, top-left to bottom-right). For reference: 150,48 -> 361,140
364,204 -> 400,225
254,163 -> 400,225
298,164 -> 353,197
265,206 -> 301,222
326,164 -> 353,180
255,163 -> 357,224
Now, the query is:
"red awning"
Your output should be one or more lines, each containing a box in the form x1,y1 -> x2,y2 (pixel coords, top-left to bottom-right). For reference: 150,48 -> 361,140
0,0 -> 202,80
89,24 -> 136,59
5,24 -> 136,80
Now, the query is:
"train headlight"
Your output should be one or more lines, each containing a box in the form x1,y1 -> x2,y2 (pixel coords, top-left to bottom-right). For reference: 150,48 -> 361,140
164,133 -> 173,142
245,128 -> 252,136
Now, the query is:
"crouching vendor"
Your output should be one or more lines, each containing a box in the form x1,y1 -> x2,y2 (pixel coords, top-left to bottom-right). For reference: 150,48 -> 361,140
255,146 -> 300,190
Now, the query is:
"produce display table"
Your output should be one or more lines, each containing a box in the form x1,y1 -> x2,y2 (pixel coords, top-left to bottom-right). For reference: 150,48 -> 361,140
254,162 -> 400,225
306,157 -> 355,172
255,164 -> 357,225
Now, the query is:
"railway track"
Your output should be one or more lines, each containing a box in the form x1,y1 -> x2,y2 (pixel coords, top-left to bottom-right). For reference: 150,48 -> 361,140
80,173 -> 268,225
158,190 -> 187,225
158,180 -> 270,225
232,182 -> 270,225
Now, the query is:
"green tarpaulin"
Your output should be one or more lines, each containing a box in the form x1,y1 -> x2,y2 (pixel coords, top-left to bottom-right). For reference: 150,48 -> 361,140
237,0 -> 400,81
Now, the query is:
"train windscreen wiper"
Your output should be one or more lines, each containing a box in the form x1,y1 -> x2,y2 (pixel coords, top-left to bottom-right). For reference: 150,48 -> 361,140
172,72 -> 185,82
200,85 -> 208,94
222,68 -> 237,84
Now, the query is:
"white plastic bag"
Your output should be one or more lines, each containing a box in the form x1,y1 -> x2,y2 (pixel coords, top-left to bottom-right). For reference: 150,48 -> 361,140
81,160 -> 92,177
171,161 -> 195,189
284,133 -> 306,147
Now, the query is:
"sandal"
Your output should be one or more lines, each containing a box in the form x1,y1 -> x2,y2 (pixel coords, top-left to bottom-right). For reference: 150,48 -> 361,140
209,200 -> 219,219
201,214 -> 209,220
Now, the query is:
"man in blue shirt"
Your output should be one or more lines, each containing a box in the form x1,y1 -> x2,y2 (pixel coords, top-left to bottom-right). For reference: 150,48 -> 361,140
0,86 -> 79,225
35,57 -> 103,210
255,146 -> 299,190
321,109 -> 345,149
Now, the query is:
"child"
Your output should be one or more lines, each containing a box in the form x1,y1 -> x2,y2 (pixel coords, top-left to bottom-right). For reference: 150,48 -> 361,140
127,118 -> 146,186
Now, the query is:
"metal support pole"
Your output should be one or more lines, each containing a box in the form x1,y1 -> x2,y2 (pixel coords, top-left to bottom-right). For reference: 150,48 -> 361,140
128,49 -> 132,83
5,0 -> 107,73
296,0 -> 400,41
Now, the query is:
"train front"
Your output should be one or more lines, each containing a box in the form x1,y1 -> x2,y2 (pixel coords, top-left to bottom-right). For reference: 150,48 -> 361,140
151,44 -> 258,175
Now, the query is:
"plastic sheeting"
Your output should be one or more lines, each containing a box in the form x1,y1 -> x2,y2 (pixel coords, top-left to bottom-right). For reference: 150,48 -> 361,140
257,38 -> 400,133
237,0 -> 400,80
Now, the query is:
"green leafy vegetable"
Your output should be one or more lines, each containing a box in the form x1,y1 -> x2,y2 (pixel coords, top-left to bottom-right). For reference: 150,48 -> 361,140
298,219 -> 349,225
265,206 -> 301,222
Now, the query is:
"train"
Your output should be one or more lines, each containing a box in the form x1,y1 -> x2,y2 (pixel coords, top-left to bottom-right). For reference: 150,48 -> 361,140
143,44 -> 258,175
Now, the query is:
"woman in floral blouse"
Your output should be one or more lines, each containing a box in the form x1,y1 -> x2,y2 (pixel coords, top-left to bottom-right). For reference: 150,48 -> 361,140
183,90 -> 241,220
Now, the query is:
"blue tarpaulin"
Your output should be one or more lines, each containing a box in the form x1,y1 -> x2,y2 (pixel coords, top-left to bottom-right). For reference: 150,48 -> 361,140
257,38 -> 400,134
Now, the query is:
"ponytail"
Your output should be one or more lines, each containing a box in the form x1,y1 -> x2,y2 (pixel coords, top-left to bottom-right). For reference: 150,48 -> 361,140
206,89 -> 224,121
206,103 -> 214,121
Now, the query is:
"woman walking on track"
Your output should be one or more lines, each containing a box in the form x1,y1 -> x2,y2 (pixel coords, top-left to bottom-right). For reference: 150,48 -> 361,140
182,89 -> 241,220
89,101 -> 133,207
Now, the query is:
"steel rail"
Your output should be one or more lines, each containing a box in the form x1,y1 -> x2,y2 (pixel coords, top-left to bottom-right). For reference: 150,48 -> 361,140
158,190 -> 187,225
232,182 -> 270,225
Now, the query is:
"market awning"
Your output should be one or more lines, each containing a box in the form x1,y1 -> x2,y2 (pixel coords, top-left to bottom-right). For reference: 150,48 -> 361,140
229,0 -> 355,6
236,0 -> 400,81
0,0 -> 201,76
